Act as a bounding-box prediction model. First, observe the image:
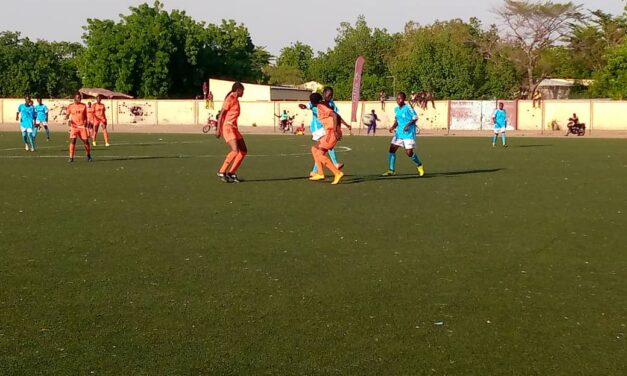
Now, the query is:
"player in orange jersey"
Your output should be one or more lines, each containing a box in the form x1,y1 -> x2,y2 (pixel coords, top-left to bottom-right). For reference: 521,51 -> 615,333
216,82 -> 246,183
309,92 -> 349,185
65,93 -> 92,162
92,95 -> 110,147
86,101 -> 95,142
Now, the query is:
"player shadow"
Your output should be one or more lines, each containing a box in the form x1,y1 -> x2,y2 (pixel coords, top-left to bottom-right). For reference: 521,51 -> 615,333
516,144 -> 551,148
343,168 -> 503,184
96,156 -> 190,162
240,176 -> 314,183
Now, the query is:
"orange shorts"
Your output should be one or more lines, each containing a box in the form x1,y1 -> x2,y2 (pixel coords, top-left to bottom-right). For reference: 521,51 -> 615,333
93,118 -> 107,127
70,127 -> 89,140
318,129 -> 338,150
223,124 -> 243,143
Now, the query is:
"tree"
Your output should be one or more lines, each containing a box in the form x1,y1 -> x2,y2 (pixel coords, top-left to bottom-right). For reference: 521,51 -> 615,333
389,19 -> 520,99
80,1 -> 269,98
276,42 -> 314,80
495,0 -> 583,92
0,32 -> 83,98
308,16 -> 395,100
590,39 -> 627,99
566,10 -> 627,78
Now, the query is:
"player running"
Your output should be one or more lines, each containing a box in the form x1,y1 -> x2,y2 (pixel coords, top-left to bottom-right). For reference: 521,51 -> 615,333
216,82 -> 247,183
16,96 -> 36,152
492,102 -> 508,147
382,92 -> 425,177
309,93 -> 346,185
92,96 -> 110,147
65,93 -> 92,162
34,98 -> 50,141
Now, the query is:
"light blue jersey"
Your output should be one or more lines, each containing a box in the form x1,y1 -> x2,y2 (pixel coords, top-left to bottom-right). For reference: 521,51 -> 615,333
34,104 -> 48,122
394,104 -> 418,139
494,109 -> 507,129
307,102 -> 324,133
328,99 -> 339,113
18,103 -> 35,128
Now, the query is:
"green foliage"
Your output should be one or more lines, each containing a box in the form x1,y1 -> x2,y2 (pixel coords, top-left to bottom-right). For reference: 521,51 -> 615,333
308,16 -> 395,100
80,1 -> 269,98
276,42 -> 314,79
0,32 -> 83,98
591,40 -> 627,99
264,65 -> 303,86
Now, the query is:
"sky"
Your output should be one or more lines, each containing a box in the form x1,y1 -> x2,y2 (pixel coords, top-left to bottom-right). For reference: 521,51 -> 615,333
1,0 -> 624,55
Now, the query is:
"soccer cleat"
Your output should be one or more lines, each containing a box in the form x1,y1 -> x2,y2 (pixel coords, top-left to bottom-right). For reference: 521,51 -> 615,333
68,158 -> 74,163
417,165 -> 425,177
381,170 -> 396,177
309,171 -> 316,177
335,162 -> 344,170
226,173 -> 240,183
503,144 -> 508,148
25,144 -> 30,151
92,141 -> 97,146
331,172 -> 344,185
217,172 -> 230,183
87,155 -> 93,162
309,174 -> 326,181
492,143 -> 496,147
105,143 -> 111,147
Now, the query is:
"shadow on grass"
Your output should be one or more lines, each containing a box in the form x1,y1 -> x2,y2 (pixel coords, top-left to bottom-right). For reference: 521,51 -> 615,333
243,168 -> 503,183
96,156 -> 190,162
343,168 -> 504,184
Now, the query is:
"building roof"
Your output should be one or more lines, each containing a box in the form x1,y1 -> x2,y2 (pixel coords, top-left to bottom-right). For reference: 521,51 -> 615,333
79,88 -> 134,99
538,79 -> 593,88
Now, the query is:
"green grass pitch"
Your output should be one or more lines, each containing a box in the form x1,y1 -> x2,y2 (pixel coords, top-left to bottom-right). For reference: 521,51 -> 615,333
1,132 -> 626,375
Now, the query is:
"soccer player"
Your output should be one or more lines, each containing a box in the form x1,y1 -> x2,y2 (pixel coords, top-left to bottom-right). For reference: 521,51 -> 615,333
382,92 -> 425,177
34,98 -> 50,141
492,102 -> 508,147
92,96 -> 110,147
86,101 -> 95,141
66,93 -> 92,162
16,96 -> 36,152
216,82 -> 246,183
309,93 -> 345,185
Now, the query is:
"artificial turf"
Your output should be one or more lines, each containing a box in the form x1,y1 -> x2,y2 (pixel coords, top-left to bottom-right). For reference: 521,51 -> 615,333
0,132 -> 626,375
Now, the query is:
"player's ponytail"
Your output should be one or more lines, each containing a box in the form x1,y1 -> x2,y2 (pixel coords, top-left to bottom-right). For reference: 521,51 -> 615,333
225,82 -> 244,99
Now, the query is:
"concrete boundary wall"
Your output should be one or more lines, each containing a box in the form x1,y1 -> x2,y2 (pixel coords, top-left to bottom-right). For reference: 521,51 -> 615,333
2,98 -> 626,131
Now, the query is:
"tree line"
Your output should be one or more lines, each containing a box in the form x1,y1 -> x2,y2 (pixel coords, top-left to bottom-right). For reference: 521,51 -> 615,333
0,0 -> 625,100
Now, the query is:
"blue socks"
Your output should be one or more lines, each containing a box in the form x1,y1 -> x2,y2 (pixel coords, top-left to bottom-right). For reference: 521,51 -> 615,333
388,152 -> 396,171
410,153 -> 422,166
493,133 -> 507,145
44,126 -> 50,139
328,148 -> 338,165
501,133 -> 507,145
28,133 -> 36,150
492,134 -> 498,145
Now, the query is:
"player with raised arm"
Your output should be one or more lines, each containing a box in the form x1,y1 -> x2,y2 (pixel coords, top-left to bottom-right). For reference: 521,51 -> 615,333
66,93 -> 92,162
216,82 -> 247,183
382,92 -> 425,177
16,96 -> 36,152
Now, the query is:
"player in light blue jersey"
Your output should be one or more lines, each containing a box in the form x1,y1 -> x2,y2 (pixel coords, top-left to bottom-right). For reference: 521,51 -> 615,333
34,98 -> 50,141
492,102 -> 508,147
382,92 -> 425,177
16,96 -> 36,152
299,86 -> 349,176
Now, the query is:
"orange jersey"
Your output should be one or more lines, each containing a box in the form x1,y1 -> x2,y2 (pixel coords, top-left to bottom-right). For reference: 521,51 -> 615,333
317,103 -> 336,130
93,103 -> 107,121
87,106 -> 95,123
221,93 -> 241,127
67,103 -> 88,127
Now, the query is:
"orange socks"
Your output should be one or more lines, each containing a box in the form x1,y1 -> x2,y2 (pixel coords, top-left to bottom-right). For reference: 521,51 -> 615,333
219,151 -> 238,173
229,151 -> 247,173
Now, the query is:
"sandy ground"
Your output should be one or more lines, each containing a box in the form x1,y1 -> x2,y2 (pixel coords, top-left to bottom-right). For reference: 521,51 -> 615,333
2,122 -> 627,138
